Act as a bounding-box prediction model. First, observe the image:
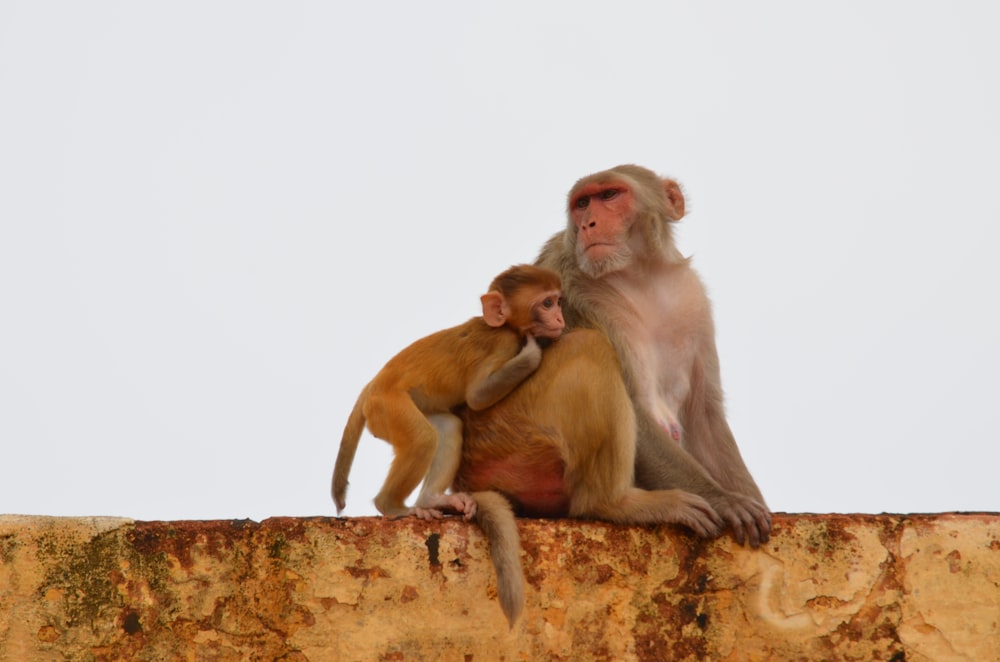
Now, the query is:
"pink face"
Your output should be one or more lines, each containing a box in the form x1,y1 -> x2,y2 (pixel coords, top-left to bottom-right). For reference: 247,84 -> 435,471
568,181 -> 635,263
526,289 -> 564,339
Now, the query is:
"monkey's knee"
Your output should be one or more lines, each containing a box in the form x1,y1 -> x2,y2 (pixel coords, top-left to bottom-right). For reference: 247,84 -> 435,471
410,432 -> 438,461
389,424 -> 439,473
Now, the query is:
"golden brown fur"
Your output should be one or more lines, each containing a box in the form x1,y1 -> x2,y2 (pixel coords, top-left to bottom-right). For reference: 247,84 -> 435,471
333,264 -> 563,521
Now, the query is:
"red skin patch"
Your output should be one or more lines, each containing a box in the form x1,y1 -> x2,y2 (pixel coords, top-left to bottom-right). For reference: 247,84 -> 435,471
457,452 -> 570,518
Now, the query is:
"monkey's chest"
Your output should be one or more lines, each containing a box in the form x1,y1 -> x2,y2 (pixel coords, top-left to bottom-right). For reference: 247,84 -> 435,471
606,277 -> 700,337
600,279 -> 704,390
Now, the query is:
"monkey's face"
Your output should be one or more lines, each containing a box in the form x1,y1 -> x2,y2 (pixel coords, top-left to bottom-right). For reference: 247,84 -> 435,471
568,179 -> 636,277
523,289 -> 564,340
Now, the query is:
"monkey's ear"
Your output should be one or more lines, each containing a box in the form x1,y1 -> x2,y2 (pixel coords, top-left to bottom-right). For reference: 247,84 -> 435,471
663,178 -> 686,221
481,291 -> 509,327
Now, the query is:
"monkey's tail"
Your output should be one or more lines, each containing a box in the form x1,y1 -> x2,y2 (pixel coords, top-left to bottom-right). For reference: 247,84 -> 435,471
332,385 -> 370,514
472,490 -> 524,627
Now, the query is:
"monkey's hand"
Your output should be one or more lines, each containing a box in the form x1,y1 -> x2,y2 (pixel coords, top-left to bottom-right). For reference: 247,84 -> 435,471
414,492 -> 478,521
709,491 -> 772,548
516,333 -> 543,370
466,335 -> 542,410
600,487 -> 723,538
671,490 -> 725,539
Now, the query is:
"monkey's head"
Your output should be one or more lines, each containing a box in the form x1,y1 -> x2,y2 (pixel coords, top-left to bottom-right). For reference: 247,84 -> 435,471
566,164 -> 686,278
481,264 -> 564,340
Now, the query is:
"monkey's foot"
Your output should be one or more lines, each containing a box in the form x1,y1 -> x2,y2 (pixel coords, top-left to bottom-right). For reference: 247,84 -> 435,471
414,492 -> 478,521
412,507 -> 444,520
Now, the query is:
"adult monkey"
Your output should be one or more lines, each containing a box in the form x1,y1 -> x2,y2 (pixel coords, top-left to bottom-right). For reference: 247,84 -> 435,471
458,166 -> 770,621
550,164 -> 770,524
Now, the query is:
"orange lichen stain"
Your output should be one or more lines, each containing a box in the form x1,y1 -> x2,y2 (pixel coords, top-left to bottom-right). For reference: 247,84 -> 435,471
543,607 -> 568,630
37,625 -> 60,643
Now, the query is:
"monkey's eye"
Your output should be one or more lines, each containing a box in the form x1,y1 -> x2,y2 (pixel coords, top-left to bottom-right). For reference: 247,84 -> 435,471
599,188 -> 621,201
572,196 -> 590,210
542,297 -> 556,309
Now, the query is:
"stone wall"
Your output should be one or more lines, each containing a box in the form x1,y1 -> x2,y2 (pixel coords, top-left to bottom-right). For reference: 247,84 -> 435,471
0,513 -> 997,660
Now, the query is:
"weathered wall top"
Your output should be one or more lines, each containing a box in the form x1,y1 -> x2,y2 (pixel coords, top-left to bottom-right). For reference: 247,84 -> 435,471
0,513 -> 997,660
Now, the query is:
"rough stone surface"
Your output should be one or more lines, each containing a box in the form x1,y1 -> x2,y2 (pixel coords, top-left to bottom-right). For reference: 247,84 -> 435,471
0,513 -> 997,661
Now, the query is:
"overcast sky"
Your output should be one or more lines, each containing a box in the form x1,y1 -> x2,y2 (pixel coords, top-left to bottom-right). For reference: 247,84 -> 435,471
2,3 -> 998,522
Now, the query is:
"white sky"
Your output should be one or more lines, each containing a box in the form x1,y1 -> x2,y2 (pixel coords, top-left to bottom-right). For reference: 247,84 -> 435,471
2,2 -> 998,521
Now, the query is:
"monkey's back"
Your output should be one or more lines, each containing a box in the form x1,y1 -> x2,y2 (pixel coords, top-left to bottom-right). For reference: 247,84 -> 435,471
367,317 -> 522,413
458,327 -> 634,516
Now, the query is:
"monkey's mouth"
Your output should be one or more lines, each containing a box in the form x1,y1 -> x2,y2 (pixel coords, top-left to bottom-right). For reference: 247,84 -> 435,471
582,242 -> 617,258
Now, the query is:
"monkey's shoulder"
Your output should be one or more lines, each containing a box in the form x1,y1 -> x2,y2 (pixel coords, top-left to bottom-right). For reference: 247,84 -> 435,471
383,318 -> 521,374
372,318 -> 523,409
441,316 -> 521,349
452,318 -> 523,362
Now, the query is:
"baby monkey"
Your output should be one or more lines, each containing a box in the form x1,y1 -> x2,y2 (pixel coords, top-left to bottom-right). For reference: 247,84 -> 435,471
332,264 -> 564,520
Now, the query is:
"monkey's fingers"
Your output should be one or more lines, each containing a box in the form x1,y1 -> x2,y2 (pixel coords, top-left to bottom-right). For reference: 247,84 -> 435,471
413,507 -> 446,521
677,492 -> 724,538
750,502 -> 773,546
415,494 -> 478,520
438,492 -> 477,522
739,498 -> 771,548
723,511 -> 748,547
717,494 -> 771,548
447,492 -> 478,521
